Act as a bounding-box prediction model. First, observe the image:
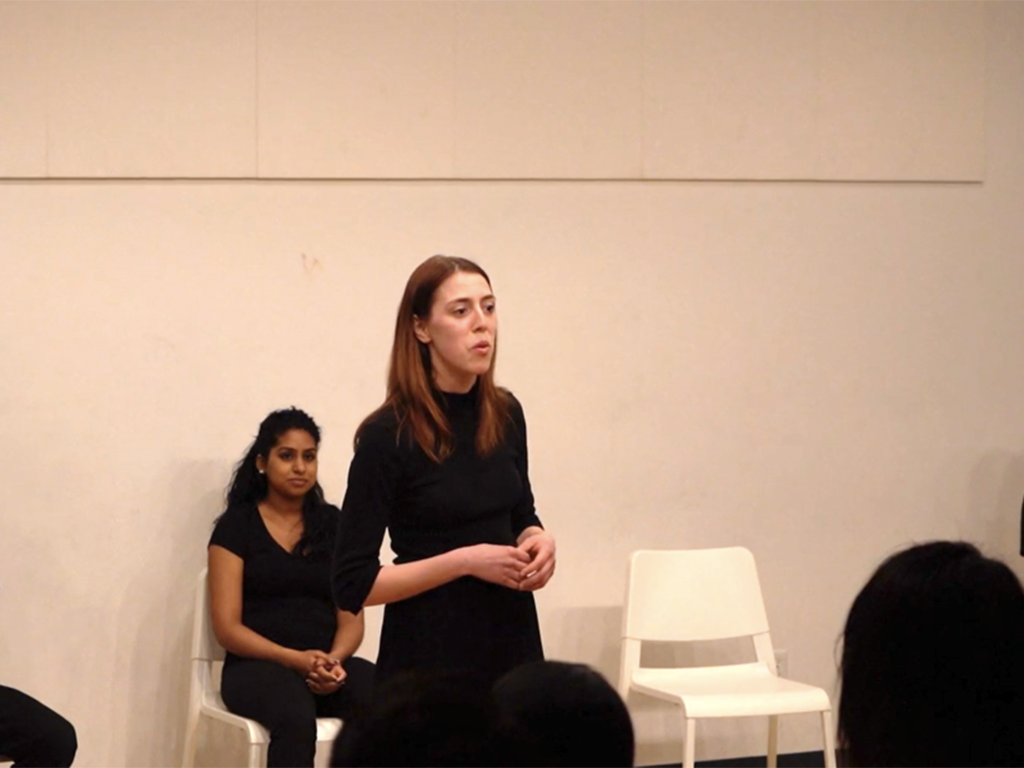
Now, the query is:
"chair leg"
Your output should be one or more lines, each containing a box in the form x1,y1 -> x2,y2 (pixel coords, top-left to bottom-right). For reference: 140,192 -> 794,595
767,715 -> 779,768
821,710 -> 837,768
182,708 -> 201,768
247,741 -> 264,768
182,729 -> 197,768
683,718 -> 696,768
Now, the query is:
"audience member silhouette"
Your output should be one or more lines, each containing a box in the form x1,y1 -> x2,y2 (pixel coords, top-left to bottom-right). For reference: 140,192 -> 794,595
839,540 -> 1024,767
492,660 -> 634,767
330,671 -> 499,767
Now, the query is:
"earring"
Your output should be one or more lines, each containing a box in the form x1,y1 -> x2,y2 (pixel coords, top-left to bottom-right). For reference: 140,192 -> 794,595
258,469 -> 265,475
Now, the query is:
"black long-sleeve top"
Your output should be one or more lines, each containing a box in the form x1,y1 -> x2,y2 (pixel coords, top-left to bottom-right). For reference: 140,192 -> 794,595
332,387 -> 544,684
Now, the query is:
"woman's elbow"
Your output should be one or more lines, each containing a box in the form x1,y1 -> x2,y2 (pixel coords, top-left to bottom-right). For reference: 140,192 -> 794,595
332,566 -> 380,613
210,615 -> 236,650
333,587 -> 366,614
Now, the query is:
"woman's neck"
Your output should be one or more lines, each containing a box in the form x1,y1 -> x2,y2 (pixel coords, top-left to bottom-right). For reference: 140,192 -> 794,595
260,491 -> 304,518
432,369 -> 478,394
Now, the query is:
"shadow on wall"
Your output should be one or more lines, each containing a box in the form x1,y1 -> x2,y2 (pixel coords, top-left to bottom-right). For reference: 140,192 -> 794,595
937,448 -> 1024,569
113,460 -> 225,767
549,605 -> 623,683
962,454 -> 1019,573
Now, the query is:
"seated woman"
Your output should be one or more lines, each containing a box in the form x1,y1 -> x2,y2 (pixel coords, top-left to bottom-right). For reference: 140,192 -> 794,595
208,407 -> 373,768
839,540 -> 1024,767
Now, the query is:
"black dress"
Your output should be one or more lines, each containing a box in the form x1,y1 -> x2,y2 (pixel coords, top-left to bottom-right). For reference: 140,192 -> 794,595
333,388 -> 545,686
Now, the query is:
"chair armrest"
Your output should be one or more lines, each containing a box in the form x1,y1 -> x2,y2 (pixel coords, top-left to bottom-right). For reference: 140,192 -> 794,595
199,691 -> 269,743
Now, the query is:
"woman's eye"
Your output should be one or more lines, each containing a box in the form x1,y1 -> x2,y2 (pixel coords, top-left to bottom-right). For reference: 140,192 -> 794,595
304,453 -> 317,462
453,307 -> 466,316
484,303 -> 496,313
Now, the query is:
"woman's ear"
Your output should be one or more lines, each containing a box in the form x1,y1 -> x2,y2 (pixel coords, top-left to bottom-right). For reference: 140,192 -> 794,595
412,315 -> 431,344
255,455 -> 267,474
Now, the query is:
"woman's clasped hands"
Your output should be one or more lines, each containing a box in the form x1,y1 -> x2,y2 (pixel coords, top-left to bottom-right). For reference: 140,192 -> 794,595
517,529 -> 555,592
462,528 -> 556,592
291,649 -> 347,694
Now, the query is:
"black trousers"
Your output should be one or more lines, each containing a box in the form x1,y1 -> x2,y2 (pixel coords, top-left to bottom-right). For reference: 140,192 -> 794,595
0,686 -> 77,768
221,657 -> 374,768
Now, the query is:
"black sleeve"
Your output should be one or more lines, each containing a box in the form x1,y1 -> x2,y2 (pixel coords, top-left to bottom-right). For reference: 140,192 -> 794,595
209,505 -> 250,560
507,393 -> 543,538
322,503 -> 342,531
332,418 -> 401,613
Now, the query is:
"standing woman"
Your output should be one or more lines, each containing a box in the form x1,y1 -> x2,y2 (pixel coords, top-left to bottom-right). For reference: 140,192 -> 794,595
208,408 -> 373,768
333,255 -> 556,686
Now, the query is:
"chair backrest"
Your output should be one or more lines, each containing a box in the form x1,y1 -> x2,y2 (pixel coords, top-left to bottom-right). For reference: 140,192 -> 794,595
190,567 -> 225,664
623,547 -> 770,643
185,567 -> 222,767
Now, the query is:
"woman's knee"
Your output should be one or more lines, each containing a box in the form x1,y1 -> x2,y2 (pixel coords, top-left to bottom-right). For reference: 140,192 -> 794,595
343,658 -> 375,688
44,715 -> 77,767
20,711 -> 77,768
223,661 -> 317,730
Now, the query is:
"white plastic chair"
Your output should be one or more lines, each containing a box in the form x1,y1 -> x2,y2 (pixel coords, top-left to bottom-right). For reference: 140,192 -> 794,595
182,568 -> 342,768
618,548 -> 837,768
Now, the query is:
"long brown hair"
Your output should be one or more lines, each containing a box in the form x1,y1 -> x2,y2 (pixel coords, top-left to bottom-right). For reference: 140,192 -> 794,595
356,255 -> 511,462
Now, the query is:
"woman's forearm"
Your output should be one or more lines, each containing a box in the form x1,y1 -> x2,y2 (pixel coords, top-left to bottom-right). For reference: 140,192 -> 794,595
214,622 -> 299,669
329,610 -> 365,660
517,525 -> 545,545
363,549 -> 468,606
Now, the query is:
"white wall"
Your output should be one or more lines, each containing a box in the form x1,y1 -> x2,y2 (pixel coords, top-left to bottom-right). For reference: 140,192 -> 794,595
0,1 -> 986,181
1,2 -> 1023,766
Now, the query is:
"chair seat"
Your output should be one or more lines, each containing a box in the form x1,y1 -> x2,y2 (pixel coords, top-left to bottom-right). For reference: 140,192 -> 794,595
630,662 -> 832,718
198,689 -> 343,744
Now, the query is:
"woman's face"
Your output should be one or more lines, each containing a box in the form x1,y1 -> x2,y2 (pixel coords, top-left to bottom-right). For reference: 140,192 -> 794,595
256,428 -> 318,501
414,271 -> 497,393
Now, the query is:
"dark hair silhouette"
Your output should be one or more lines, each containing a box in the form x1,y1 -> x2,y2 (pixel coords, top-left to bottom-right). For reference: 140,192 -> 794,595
839,540 -> 1024,767
330,670 -> 500,767
221,407 -> 333,557
492,661 -> 635,767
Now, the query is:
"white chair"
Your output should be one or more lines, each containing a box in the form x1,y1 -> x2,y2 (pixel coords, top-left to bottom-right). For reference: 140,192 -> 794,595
618,547 -> 837,768
182,568 -> 342,768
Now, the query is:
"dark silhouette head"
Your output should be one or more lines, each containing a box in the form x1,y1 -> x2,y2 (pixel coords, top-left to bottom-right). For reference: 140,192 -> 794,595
839,540 -> 1024,767
331,670 -> 500,767
493,661 -> 635,767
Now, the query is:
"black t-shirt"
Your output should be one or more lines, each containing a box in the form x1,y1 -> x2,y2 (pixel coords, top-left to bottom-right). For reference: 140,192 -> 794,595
209,503 -> 338,661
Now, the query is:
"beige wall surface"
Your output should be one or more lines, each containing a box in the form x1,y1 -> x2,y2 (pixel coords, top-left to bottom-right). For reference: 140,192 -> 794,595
0,0 -> 986,181
0,2 -> 1022,767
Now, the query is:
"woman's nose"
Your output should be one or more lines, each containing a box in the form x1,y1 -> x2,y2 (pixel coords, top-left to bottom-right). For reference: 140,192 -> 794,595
472,306 -> 491,329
